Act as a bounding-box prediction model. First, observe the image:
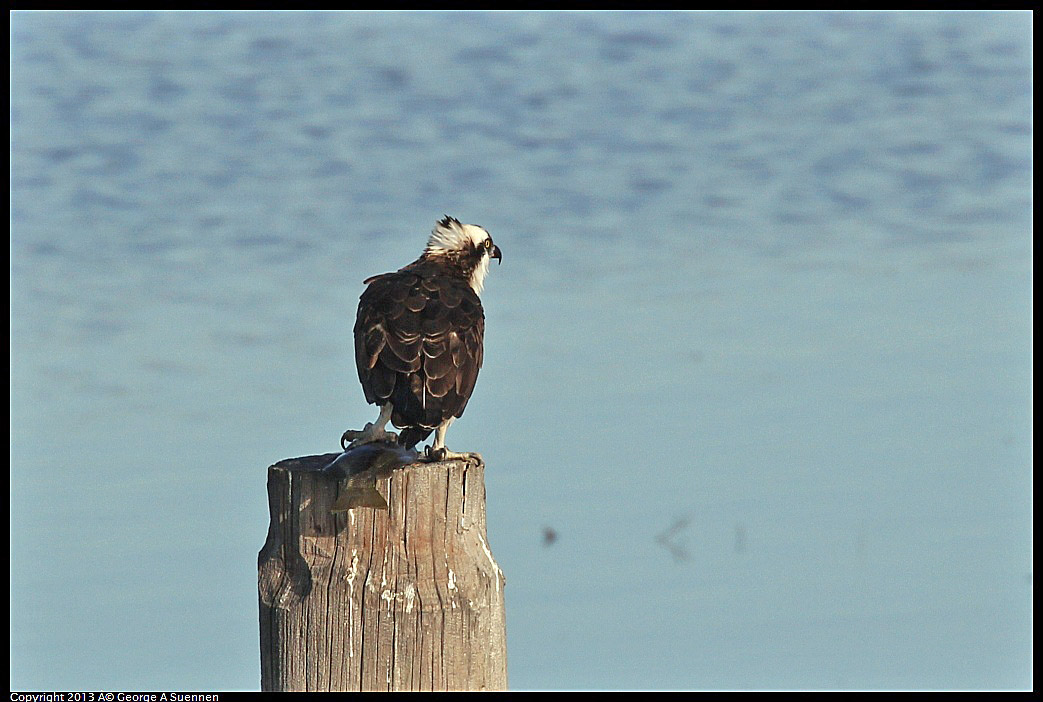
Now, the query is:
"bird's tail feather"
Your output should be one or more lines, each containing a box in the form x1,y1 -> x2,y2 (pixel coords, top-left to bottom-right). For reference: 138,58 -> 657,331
397,427 -> 433,451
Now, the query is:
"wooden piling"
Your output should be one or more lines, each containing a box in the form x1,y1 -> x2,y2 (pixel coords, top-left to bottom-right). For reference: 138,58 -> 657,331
257,453 -> 507,691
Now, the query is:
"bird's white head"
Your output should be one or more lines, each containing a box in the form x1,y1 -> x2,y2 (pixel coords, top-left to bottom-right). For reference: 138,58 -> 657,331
423,216 -> 502,294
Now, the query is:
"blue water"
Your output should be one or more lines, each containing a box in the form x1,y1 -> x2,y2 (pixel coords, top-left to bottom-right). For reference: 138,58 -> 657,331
10,11 -> 1032,691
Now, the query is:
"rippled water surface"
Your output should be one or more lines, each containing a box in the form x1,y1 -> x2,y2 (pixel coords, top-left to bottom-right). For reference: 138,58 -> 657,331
10,11 -> 1032,690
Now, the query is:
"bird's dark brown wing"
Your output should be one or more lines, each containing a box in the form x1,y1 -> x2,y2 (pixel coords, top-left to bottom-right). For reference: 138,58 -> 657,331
354,269 -> 484,445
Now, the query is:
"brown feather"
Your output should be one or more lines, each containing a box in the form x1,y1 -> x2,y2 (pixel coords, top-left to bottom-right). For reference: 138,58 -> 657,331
353,262 -> 486,447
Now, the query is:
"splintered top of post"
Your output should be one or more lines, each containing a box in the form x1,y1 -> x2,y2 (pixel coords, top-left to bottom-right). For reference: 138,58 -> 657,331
266,447 -> 487,513
268,449 -> 483,513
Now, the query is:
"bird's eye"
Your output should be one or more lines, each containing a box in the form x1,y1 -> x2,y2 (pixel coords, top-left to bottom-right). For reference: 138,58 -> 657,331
484,239 -> 492,249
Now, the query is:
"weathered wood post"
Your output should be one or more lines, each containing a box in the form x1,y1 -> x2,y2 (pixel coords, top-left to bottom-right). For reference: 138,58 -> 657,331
258,453 -> 508,691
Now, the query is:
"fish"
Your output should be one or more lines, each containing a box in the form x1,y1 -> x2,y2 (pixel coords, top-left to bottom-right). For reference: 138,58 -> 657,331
323,442 -> 421,512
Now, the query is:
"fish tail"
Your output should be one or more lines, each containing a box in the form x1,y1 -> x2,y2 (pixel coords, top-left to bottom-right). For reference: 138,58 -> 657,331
332,485 -> 389,512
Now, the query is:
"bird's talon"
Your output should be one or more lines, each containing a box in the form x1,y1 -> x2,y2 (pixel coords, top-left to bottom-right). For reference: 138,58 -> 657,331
421,446 -> 482,465
341,423 -> 399,451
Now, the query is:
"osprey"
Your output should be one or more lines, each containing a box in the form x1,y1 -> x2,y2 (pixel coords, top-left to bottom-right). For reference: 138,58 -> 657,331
341,216 -> 501,463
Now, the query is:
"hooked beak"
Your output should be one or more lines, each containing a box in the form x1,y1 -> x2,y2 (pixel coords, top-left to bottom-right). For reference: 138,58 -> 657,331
491,244 -> 502,264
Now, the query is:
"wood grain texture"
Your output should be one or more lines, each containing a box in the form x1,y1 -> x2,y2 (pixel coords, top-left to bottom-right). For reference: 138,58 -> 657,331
258,453 -> 507,691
